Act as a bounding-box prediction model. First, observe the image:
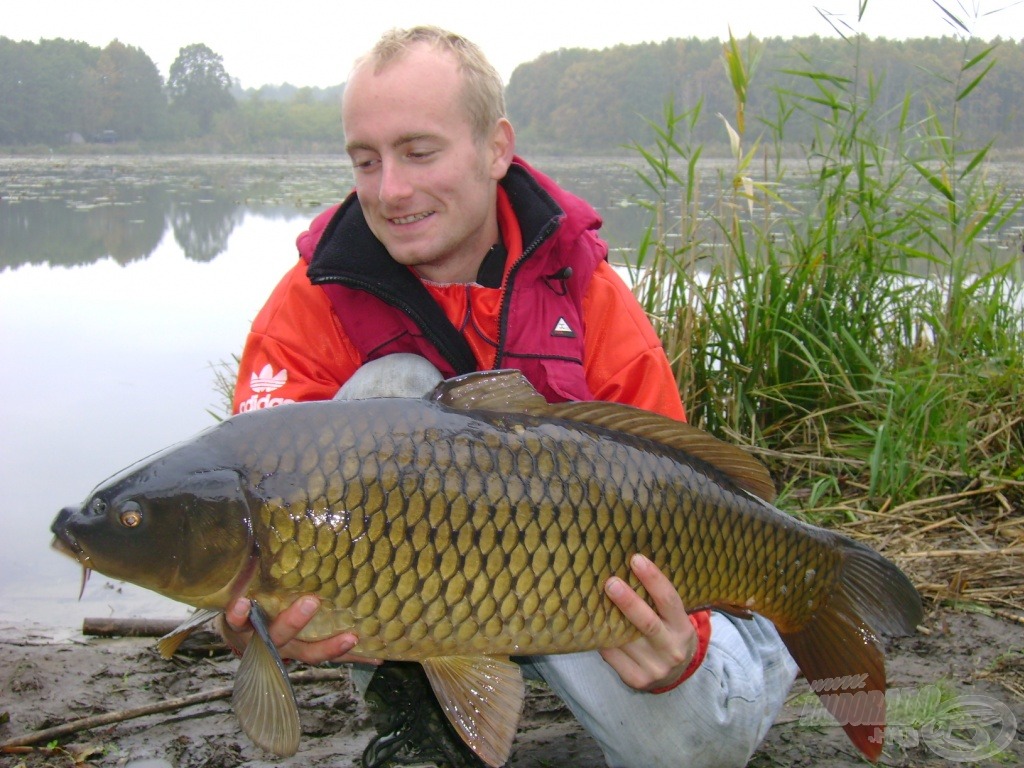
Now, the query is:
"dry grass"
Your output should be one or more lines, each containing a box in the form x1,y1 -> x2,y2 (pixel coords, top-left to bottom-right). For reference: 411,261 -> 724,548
815,483 -> 1024,620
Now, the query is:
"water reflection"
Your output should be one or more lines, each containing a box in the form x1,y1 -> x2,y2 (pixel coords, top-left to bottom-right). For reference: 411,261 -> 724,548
5,155 -> 1021,274
0,156 -> 357,270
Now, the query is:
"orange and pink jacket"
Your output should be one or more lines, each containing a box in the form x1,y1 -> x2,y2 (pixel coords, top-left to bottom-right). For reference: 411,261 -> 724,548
232,157 -> 709,680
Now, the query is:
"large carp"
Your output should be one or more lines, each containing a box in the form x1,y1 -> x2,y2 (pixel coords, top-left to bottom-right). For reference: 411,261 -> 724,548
51,370 -> 921,766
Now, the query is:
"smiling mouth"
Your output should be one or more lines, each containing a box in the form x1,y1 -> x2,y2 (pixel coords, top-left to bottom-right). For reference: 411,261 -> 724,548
389,211 -> 434,225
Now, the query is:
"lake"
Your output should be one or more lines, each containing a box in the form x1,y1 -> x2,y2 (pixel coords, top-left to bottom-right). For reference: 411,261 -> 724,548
2,154 -> 1021,636
0,154 -> 666,636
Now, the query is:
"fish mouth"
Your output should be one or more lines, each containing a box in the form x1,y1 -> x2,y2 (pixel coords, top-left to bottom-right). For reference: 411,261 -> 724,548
51,506 -> 94,598
50,533 -> 87,562
50,537 -> 94,600
50,506 -> 89,562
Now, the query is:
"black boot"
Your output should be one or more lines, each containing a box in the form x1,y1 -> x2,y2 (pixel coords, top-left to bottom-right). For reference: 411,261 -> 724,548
361,662 -> 490,768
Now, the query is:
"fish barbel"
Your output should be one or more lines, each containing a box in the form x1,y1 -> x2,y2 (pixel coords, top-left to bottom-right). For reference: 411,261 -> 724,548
51,370 -> 922,766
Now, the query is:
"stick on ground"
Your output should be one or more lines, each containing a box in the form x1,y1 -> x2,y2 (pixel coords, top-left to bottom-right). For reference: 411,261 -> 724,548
0,667 -> 347,749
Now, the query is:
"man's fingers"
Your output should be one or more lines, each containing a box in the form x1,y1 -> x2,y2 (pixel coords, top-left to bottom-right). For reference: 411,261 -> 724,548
605,576 -> 662,637
269,595 -> 320,647
629,554 -> 689,627
599,646 -> 646,689
224,597 -> 252,632
218,595 -> 374,666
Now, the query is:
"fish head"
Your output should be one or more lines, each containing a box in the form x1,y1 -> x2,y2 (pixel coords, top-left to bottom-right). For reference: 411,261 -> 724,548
50,450 -> 256,608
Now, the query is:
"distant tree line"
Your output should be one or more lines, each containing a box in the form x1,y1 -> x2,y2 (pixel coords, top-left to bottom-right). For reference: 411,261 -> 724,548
1,34 -> 1022,152
506,35 -> 1024,152
0,37 -> 345,150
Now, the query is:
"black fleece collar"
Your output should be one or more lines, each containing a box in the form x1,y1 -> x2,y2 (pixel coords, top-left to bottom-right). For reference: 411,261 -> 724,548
303,163 -> 563,375
306,163 -> 561,285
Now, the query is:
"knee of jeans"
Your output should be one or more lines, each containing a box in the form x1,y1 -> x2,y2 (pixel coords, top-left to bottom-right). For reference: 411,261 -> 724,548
335,354 -> 443,400
601,731 -> 758,768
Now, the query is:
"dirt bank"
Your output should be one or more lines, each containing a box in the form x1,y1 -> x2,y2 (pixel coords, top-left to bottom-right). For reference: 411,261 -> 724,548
1,605 -> 1021,768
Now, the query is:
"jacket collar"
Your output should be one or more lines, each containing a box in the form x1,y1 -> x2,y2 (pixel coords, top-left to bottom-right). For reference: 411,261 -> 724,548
306,159 -> 564,286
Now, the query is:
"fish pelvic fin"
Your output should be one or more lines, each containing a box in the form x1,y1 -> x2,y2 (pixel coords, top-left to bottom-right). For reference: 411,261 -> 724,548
155,608 -> 220,658
232,601 -> 301,757
420,655 -> 526,768
779,537 -> 923,763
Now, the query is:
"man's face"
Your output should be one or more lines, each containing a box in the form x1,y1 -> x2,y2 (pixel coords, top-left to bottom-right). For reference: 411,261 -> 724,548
342,46 -> 513,283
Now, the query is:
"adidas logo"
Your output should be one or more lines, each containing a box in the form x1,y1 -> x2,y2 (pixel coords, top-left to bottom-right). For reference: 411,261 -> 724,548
250,364 -> 288,393
238,364 -> 296,412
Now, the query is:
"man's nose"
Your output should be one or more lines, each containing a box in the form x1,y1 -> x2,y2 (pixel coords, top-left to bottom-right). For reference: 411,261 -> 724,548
379,161 -> 413,204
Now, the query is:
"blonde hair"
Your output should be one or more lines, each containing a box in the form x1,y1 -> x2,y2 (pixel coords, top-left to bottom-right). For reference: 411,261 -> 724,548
356,26 -> 506,140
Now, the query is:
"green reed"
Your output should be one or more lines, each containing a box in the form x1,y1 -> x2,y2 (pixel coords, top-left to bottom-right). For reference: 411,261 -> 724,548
630,2 -> 1024,511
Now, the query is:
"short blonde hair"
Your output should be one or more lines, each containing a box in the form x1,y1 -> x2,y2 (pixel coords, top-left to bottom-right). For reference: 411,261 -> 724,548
356,26 -> 506,140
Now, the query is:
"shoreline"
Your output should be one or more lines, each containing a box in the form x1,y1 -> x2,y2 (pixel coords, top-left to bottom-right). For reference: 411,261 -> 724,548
2,607 -> 1021,767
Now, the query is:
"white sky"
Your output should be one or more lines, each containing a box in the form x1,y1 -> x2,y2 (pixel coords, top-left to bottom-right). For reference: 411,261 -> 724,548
6,0 -> 1023,89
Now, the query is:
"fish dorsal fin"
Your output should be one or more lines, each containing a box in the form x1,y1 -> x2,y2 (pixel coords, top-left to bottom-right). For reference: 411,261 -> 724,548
546,401 -> 777,503
232,601 -> 301,757
420,655 -> 525,768
429,370 -> 775,502
429,370 -> 547,414
156,608 -> 220,658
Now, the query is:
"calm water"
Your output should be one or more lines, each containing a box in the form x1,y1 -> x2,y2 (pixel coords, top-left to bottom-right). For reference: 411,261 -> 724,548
0,155 -> 661,635
2,154 -> 1021,635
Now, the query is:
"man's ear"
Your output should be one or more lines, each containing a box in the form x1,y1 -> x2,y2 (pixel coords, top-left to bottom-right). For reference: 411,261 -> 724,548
489,118 -> 516,179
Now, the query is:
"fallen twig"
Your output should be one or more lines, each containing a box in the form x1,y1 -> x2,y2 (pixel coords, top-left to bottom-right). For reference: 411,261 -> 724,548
82,617 -> 189,638
0,667 -> 347,749
900,546 -> 1024,558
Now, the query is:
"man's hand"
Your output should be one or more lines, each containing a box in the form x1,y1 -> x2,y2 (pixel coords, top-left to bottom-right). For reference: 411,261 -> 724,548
600,554 -> 698,691
220,595 -> 381,666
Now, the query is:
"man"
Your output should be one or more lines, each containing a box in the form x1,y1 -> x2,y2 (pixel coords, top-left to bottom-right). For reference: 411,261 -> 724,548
221,26 -> 796,768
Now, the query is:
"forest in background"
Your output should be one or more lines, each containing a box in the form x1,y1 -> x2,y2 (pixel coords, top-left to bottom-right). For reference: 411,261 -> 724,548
1,33 -> 1022,153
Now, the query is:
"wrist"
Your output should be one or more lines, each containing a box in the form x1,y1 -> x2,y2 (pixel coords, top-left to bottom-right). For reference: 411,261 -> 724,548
649,610 -> 712,694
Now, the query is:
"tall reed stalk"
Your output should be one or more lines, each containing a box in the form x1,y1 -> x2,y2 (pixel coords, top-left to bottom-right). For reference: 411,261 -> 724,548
630,1 -> 1024,513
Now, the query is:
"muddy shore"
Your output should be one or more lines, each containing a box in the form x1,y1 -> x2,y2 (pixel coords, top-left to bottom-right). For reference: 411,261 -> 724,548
1,606 -> 1021,768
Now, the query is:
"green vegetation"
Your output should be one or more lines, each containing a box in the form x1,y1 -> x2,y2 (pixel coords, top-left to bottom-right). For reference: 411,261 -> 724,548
4,18 -> 1024,153
508,31 -> 1024,154
0,37 -> 344,150
628,4 -> 1024,525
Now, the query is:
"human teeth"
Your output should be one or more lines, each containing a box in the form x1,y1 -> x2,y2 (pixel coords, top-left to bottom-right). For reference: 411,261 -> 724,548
391,212 -> 432,225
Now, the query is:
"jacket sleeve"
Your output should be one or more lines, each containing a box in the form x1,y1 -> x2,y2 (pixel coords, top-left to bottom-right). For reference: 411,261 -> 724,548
232,260 -> 362,414
581,261 -> 686,422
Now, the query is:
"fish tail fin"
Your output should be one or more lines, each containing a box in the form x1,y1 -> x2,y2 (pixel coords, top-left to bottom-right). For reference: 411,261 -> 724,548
778,538 -> 922,763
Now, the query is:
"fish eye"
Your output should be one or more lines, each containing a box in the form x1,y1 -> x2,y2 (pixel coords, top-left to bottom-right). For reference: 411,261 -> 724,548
119,502 -> 143,528
90,498 -> 108,515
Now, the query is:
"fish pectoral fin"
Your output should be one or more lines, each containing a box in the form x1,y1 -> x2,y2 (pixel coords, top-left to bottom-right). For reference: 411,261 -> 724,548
156,608 -> 221,658
421,655 -> 525,768
231,602 -> 301,757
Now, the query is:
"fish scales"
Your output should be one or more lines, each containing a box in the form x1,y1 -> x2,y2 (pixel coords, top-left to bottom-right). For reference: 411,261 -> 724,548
233,399 -> 839,659
51,370 -> 921,764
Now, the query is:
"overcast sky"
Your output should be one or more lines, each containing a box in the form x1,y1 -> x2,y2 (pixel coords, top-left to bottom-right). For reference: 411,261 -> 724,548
7,0 -> 1023,88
